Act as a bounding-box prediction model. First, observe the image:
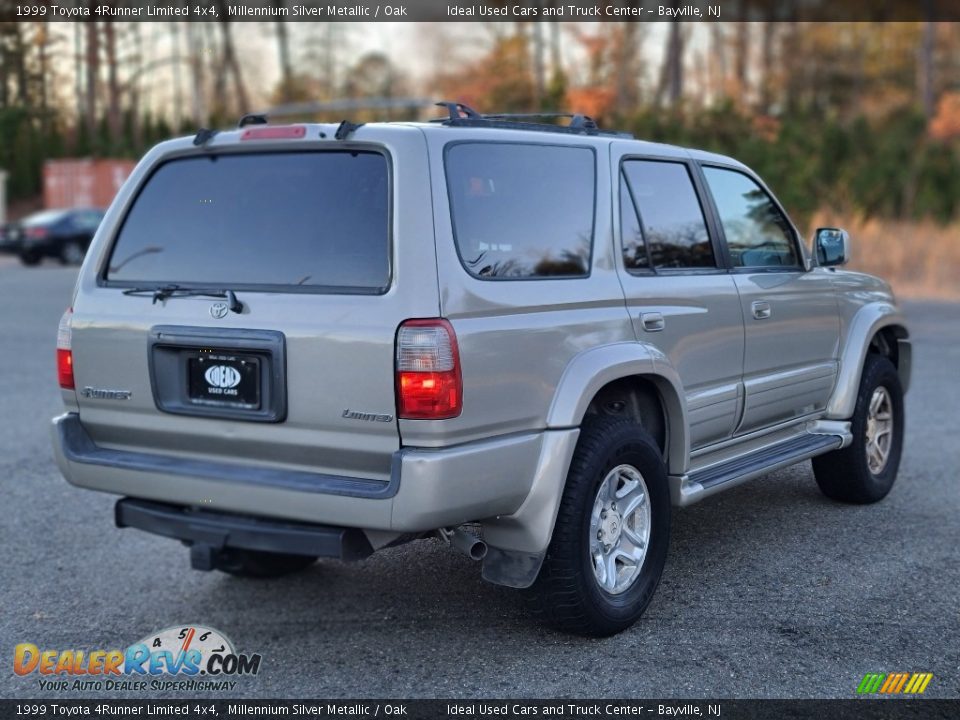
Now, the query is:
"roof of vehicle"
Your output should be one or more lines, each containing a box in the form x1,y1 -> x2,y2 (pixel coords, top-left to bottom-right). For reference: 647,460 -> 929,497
144,103 -> 750,175
21,209 -> 71,226
21,208 -> 104,226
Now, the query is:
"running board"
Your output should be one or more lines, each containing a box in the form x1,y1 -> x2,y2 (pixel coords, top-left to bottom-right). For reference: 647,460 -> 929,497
670,431 -> 846,507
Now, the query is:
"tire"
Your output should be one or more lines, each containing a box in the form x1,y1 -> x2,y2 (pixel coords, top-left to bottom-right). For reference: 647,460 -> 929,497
19,251 -> 41,266
59,240 -> 85,266
531,415 -> 671,636
214,549 -> 317,579
812,354 -> 904,504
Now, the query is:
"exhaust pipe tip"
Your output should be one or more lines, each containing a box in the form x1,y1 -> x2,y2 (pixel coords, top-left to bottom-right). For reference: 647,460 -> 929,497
464,537 -> 488,561
441,528 -> 488,561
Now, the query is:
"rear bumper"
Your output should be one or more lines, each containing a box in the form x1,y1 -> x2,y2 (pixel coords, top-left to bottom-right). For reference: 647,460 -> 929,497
115,498 -> 374,561
52,413 -> 552,534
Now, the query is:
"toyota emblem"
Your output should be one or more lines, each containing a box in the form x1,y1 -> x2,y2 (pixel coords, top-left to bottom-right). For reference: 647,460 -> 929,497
209,302 -> 229,319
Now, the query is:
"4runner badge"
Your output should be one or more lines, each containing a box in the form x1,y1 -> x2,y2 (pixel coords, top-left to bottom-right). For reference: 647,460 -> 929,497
81,387 -> 131,400
209,302 -> 229,319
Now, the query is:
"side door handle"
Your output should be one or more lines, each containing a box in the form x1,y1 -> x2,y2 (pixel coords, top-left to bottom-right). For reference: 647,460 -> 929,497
751,300 -> 772,320
641,312 -> 665,332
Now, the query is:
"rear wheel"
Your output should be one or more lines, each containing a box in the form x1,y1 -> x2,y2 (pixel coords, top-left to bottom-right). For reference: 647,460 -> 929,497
812,354 -> 904,503
531,416 -> 671,636
59,240 -> 85,266
19,251 -> 40,266
215,549 -> 317,578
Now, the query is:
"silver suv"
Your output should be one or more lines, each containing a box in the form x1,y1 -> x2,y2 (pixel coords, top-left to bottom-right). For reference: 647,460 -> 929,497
52,105 -> 910,636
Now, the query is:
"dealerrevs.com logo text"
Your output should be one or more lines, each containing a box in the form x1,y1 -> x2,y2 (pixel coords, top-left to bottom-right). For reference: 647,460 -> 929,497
13,625 -> 261,692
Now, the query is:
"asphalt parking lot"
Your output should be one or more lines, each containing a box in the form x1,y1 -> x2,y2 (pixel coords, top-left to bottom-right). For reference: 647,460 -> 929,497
1,260 -> 957,700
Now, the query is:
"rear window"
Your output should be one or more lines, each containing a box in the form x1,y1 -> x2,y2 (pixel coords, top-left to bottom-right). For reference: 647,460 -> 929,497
105,151 -> 390,292
445,143 -> 595,279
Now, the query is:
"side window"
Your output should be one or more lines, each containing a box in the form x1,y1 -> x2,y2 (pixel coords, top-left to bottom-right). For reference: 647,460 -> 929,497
74,212 -> 102,231
619,173 -> 649,271
702,166 -> 799,268
445,143 -> 594,279
621,160 -> 716,269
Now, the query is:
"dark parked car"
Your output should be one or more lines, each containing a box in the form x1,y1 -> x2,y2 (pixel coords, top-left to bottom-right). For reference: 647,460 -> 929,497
0,208 -> 104,266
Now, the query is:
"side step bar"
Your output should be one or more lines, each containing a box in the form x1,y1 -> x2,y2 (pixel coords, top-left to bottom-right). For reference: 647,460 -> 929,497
670,429 -> 847,507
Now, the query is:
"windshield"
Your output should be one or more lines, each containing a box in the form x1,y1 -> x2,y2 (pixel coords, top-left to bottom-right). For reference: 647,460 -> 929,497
23,210 -> 69,227
105,151 -> 390,292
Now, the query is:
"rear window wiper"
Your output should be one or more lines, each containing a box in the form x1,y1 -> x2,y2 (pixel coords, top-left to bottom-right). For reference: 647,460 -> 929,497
122,284 -> 244,313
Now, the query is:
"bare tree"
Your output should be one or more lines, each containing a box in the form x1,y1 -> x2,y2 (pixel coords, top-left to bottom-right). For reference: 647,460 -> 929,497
275,12 -> 293,103
186,20 -> 207,125
84,21 -> 99,131
170,21 -> 183,129
656,17 -> 685,107
103,19 -> 121,143
709,24 -> 728,99
213,1 -> 250,115
614,22 -> 639,114
733,21 -> 749,99
72,22 -> 85,124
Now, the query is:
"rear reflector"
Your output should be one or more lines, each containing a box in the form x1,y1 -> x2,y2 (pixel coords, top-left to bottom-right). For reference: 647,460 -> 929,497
240,126 -> 307,141
57,308 -> 74,390
396,319 -> 462,420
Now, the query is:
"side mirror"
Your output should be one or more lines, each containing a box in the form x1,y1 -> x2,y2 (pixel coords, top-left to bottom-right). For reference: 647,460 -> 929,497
814,227 -> 850,267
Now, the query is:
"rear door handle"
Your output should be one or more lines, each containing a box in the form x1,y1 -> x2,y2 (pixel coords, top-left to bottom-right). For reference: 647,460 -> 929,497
751,300 -> 772,320
641,312 -> 665,332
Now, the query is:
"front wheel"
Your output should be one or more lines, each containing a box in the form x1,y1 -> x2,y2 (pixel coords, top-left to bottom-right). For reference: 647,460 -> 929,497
531,416 -> 671,636
812,354 -> 904,503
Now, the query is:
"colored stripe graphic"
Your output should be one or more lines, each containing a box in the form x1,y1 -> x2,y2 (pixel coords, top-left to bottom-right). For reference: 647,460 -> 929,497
857,674 -> 885,694
879,674 -> 898,693
858,672 -> 933,694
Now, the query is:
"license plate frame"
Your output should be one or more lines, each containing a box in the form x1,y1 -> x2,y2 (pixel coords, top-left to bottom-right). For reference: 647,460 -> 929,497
149,326 -> 287,423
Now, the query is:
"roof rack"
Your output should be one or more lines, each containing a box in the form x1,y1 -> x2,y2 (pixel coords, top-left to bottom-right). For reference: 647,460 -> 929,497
238,113 -> 268,128
430,101 -> 633,138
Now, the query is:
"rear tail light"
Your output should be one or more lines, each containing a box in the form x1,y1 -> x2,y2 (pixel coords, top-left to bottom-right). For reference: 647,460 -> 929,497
57,308 -> 74,390
26,227 -> 49,240
396,319 -> 462,420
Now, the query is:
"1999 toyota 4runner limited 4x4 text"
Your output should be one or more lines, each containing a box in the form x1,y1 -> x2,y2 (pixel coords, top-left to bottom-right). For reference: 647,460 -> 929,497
52,104 -> 909,636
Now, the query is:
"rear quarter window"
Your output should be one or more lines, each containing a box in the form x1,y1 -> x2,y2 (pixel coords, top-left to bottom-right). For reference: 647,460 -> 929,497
104,150 -> 390,292
445,143 -> 595,279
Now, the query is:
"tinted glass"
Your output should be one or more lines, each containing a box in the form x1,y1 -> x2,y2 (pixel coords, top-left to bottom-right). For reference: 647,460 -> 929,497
71,211 -> 103,231
702,166 -> 799,268
622,160 -> 715,268
446,143 -> 594,279
619,173 -> 649,271
107,151 -> 389,291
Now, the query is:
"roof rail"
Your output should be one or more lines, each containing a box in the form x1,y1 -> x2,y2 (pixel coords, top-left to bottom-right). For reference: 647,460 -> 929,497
430,101 -> 633,138
434,102 -> 483,121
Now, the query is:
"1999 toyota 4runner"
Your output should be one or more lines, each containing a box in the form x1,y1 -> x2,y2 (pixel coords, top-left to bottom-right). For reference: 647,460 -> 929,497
52,104 -> 909,636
